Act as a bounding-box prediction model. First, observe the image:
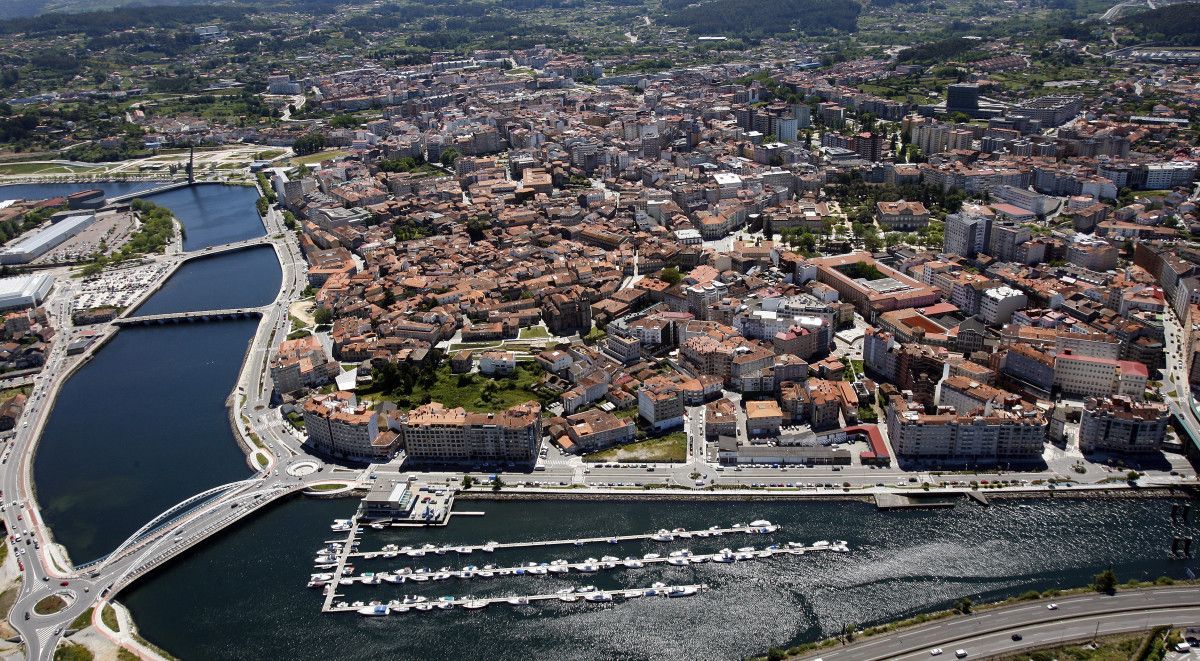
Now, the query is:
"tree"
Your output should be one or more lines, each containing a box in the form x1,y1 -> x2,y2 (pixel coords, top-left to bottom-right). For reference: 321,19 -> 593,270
659,266 -> 683,285
439,147 -> 460,167
314,307 -> 333,325
953,597 -> 973,614
292,131 -> 326,156
491,475 -> 505,491
1093,568 -> 1117,594
461,475 -> 474,490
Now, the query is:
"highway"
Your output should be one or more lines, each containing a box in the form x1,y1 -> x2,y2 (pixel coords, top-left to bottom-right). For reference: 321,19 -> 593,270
803,587 -> 1200,660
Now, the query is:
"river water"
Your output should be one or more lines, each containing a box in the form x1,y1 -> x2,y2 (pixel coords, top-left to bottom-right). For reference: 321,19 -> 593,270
6,181 -> 1197,661
0,182 -> 276,564
119,496 -> 1195,661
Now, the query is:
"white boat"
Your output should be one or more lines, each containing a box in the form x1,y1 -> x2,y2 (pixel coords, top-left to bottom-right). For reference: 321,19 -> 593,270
749,519 -> 772,527
688,556 -> 707,564
529,566 -> 548,575
556,588 -> 575,595
392,605 -> 411,613
506,597 -> 530,605
456,547 -> 473,555
668,549 -> 691,557
651,530 -> 674,542
370,522 -> 386,530
433,573 -> 452,581
712,549 -> 735,563
478,570 -> 494,578
607,537 -> 619,544
408,574 -> 430,582
415,603 -> 434,611
558,594 -> 579,602
351,601 -> 364,607
481,542 -> 498,552
643,582 -> 667,597
668,557 -> 689,566
461,600 -> 488,610
577,585 -> 598,593
436,603 -> 453,610
358,604 -> 389,616
402,596 -> 428,605
812,540 -> 830,549
548,565 -> 568,574
576,563 -> 600,572
338,578 -> 354,586
407,550 -> 426,558
622,559 -> 644,568
335,602 -> 349,609
601,555 -> 619,563
584,592 -> 613,602
667,586 -> 699,598
643,553 -> 662,560
622,589 -> 643,598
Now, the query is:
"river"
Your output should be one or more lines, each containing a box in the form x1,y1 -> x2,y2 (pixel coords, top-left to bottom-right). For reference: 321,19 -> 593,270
0,182 -> 276,564
119,495 -> 1196,661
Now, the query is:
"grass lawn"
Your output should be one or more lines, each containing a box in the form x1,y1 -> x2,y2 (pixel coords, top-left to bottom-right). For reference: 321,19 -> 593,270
612,407 -> 639,420
102,604 -> 118,630
53,642 -> 93,661
518,326 -> 550,339
69,608 -> 93,630
360,363 -> 550,412
584,431 -> 687,463
0,385 -> 31,401
993,630 -> 1150,661
308,483 -> 350,491
290,150 -> 350,166
34,595 -> 66,615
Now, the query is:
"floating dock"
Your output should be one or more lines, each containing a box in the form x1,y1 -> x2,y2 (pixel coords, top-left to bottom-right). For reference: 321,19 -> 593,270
315,541 -> 848,586
337,523 -> 782,560
323,582 -> 713,614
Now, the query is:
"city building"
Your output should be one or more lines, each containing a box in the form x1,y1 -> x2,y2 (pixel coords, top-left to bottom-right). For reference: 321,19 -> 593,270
400,400 -> 543,465
1078,396 -> 1168,454
303,391 -> 400,461
886,394 -> 1047,463
0,214 -> 95,265
0,273 -> 54,311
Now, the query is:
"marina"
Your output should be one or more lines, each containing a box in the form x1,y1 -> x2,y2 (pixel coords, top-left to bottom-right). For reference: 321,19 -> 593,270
333,520 -> 784,557
325,582 -> 714,615
311,540 -> 848,586
313,516 -> 847,616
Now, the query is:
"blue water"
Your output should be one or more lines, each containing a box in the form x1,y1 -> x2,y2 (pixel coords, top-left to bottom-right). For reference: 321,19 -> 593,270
33,322 -> 257,563
31,181 -> 276,564
147,184 -> 264,251
133,246 -> 282,316
0,181 -> 161,200
120,496 -> 1199,661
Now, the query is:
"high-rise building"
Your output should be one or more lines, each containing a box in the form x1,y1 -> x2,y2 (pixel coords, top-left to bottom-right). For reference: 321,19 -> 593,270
943,212 -> 990,257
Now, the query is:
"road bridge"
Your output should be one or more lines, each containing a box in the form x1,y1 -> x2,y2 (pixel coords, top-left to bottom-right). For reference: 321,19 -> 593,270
178,236 -> 273,262
113,307 -> 265,326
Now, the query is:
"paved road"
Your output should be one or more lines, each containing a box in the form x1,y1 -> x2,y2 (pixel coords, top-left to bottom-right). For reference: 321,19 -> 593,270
802,588 -> 1200,660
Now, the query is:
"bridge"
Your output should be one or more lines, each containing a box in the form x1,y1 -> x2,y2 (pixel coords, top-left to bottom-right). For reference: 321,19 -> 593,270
179,236 -> 274,262
105,181 -> 193,205
114,307 -> 265,326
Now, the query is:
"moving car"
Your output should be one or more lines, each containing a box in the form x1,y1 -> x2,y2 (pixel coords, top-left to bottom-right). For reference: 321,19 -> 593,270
929,649 -> 943,656
955,650 -> 968,659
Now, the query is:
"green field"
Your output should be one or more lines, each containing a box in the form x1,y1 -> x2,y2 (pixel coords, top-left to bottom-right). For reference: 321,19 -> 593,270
584,431 -> 687,463
359,363 -> 551,412
290,150 -> 351,166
